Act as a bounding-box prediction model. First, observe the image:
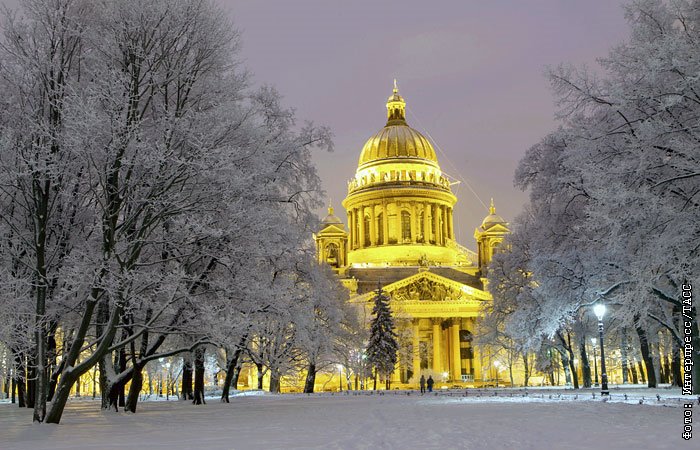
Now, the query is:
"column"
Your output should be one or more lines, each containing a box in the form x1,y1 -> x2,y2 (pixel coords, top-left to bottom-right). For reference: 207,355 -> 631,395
423,203 -> 431,244
412,320 -> 421,383
348,210 -> 354,249
447,207 -> 453,239
352,209 -> 358,248
358,207 -> 365,248
470,318 -> 482,384
382,204 -> 389,245
442,206 -> 448,244
410,202 -> 417,243
432,204 -> 439,245
451,321 -> 462,382
432,319 -> 442,373
369,205 -> 376,246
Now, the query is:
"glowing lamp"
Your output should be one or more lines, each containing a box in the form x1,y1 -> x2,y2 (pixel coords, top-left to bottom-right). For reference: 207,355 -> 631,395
593,303 -> 606,321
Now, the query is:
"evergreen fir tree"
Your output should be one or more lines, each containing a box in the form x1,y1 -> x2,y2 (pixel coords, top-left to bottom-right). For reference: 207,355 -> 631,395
365,283 -> 398,390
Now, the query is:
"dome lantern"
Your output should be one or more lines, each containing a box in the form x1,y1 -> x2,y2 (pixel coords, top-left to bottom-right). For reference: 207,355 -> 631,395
356,82 -> 439,169
386,79 -> 406,125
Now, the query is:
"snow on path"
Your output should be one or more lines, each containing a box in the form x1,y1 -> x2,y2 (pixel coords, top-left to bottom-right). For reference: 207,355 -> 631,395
0,392 -> 692,450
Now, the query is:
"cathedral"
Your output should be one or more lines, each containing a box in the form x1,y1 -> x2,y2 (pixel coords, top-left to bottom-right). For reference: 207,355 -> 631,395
315,83 -> 510,386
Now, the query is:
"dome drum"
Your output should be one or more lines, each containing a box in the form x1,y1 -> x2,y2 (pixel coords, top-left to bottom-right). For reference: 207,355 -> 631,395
347,165 -> 453,194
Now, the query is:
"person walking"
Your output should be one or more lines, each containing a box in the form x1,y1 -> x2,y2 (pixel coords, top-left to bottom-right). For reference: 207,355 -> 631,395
427,375 -> 434,393
419,375 -> 426,394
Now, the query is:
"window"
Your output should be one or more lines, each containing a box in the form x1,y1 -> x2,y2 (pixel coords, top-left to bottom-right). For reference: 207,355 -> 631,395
325,243 -> 339,267
401,211 -> 411,241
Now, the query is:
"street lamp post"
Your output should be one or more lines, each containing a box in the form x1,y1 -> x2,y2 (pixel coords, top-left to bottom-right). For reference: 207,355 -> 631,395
593,303 -> 609,396
590,338 -> 599,387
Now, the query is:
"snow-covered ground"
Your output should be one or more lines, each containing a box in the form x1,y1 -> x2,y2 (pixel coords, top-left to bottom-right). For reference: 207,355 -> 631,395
0,387 -> 695,449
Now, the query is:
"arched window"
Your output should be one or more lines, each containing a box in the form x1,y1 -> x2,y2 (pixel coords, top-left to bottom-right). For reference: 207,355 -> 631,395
401,211 -> 411,242
325,243 -> 339,267
377,213 -> 384,245
364,215 -> 371,246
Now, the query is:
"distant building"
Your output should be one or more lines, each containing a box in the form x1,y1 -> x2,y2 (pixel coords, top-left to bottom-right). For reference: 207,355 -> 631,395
314,83 -> 509,386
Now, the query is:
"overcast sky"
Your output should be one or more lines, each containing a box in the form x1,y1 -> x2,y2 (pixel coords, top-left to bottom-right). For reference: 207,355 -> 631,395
218,0 -> 631,245
4,0 -> 631,245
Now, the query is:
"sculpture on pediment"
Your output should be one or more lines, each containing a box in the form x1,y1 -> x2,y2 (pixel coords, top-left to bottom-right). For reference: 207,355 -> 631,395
390,277 -> 463,302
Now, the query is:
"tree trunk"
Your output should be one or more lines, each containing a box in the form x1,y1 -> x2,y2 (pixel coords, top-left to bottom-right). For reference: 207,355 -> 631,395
105,379 -> 122,412
637,360 -> 646,383
557,332 -> 578,389
269,369 -> 281,393
630,359 -> 639,384
221,346 -> 244,403
523,353 -> 530,387
44,372 -> 76,423
651,340 -> 661,385
46,296 -> 123,423
578,335 -> 591,388
560,350 -> 572,387
635,322 -> 657,387
12,348 -> 26,408
125,363 -> 145,413
3,371 -> 9,399
26,362 -> 36,409
97,300 -> 112,410
92,366 -> 97,399
662,353 -> 671,384
46,323 -> 58,401
620,329 -> 630,384
672,340 -> 682,387
303,362 -> 316,393
256,362 -> 264,390
231,365 -> 242,390
181,357 -> 193,400
192,347 -> 206,405
117,347 -> 127,407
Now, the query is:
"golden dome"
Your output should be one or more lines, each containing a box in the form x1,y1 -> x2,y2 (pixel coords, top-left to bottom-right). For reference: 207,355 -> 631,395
480,199 -> 507,230
358,81 -> 438,168
358,126 -> 438,167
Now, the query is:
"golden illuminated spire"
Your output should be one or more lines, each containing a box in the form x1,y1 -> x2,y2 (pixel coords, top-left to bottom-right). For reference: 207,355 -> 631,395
490,198 -> 496,215
386,79 -> 406,124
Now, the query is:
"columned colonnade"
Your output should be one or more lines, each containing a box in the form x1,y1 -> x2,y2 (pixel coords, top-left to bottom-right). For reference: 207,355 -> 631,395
401,317 -> 480,383
347,202 -> 454,249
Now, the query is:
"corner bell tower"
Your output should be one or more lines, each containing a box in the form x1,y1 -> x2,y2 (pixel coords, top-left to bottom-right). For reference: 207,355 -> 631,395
313,205 -> 348,273
474,199 -> 510,276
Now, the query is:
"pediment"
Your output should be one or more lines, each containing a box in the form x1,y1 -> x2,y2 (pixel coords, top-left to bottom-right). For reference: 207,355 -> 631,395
354,270 -> 490,303
477,223 -> 510,234
317,224 -> 347,236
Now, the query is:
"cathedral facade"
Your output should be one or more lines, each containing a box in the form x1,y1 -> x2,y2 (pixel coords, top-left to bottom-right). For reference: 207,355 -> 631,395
315,83 -> 509,386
